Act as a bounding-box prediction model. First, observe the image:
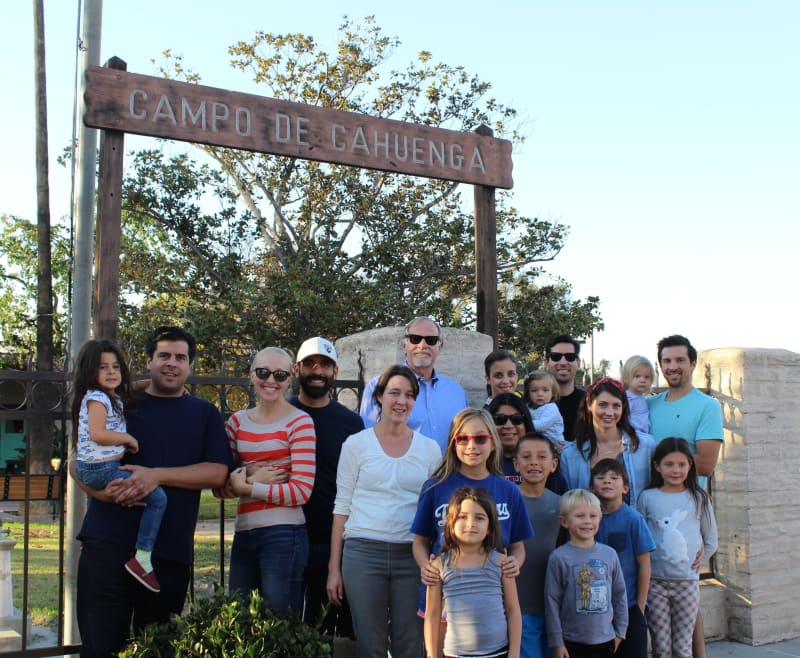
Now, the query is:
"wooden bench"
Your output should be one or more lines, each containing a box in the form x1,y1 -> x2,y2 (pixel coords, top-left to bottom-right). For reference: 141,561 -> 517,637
1,474 -> 62,501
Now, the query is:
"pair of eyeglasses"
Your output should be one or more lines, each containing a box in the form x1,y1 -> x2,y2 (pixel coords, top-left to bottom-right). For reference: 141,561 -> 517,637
253,367 -> 291,382
300,356 -> 334,369
405,334 -> 440,346
453,434 -> 492,445
548,351 -> 579,362
493,413 -> 526,426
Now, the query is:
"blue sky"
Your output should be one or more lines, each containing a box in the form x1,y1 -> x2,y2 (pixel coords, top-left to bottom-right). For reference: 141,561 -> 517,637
3,1 -> 798,373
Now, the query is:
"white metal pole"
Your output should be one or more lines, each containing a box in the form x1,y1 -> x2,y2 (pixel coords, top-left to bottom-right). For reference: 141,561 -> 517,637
66,0 -> 102,646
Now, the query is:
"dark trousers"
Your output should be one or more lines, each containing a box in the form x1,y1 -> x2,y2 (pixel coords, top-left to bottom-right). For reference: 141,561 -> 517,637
303,540 -> 354,638
564,639 -> 616,658
618,605 -> 648,658
77,538 -> 190,658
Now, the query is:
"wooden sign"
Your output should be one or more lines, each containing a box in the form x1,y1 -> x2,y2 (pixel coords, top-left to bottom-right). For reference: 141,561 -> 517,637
84,66 -> 513,189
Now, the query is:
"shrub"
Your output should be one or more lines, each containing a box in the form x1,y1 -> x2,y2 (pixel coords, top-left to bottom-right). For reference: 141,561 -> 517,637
120,589 -> 332,657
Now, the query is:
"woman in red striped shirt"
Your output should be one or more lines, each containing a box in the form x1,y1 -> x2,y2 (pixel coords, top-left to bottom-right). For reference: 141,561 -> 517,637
224,346 -> 316,615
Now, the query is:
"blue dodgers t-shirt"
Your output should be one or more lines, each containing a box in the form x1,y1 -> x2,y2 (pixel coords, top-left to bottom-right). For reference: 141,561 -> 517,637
596,503 -> 655,607
78,393 -> 233,564
411,471 -> 534,556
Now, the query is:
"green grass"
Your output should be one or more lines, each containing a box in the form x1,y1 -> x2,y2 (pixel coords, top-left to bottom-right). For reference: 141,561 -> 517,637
4,491 -> 235,630
197,490 -> 236,521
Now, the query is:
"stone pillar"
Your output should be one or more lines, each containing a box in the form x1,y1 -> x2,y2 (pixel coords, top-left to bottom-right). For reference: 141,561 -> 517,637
0,537 -> 16,619
697,348 -> 800,645
0,536 -> 26,651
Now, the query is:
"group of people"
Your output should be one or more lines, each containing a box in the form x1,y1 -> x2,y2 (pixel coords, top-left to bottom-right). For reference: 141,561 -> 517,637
69,320 -> 723,658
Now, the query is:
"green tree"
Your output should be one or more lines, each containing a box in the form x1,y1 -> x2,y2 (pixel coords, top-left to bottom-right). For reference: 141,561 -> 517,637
497,271 -> 602,367
116,17 -> 602,372
0,215 -> 70,367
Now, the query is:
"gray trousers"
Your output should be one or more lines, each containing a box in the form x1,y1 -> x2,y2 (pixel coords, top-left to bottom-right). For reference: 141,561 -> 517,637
342,537 -> 423,658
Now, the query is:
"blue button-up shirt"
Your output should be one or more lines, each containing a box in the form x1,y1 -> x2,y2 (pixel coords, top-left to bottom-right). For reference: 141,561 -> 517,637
360,364 -> 468,451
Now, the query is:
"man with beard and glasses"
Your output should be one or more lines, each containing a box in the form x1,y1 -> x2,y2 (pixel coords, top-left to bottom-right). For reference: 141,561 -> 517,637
360,316 -> 468,451
290,337 -> 364,641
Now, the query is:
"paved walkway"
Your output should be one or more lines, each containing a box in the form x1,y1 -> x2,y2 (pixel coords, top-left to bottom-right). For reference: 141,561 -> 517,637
709,637 -> 800,657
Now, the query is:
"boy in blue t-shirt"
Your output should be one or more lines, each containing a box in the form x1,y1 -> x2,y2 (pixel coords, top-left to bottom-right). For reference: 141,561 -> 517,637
591,458 -> 656,658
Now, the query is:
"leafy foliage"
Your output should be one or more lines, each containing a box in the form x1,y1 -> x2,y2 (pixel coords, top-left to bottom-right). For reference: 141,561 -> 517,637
0,18 -> 602,373
115,17 -> 601,371
0,214 -> 70,366
119,589 -> 331,658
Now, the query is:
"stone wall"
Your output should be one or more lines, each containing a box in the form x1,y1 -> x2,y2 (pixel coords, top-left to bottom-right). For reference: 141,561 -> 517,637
331,338 -> 800,645
698,348 -> 800,645
335,327 -> 493,410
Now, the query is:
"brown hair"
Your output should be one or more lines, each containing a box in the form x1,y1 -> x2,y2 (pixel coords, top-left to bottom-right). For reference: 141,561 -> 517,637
441,487 -> 503,557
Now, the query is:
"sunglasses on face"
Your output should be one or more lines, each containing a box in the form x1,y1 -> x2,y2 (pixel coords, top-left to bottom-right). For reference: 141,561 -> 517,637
493,413 -> 526,426
300,356 -> 335,369
405,334 -> 440,346
253,367 -> 291,382
453,434 -> 492,445
548,351 -> 579,362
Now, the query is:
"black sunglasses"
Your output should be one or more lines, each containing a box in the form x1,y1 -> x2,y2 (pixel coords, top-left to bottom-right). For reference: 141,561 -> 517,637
405,334 -> 440,346
548,351 -> 579,363
300,356 -> 335,369
253,367 -> 291,382
493,413 -> 526,426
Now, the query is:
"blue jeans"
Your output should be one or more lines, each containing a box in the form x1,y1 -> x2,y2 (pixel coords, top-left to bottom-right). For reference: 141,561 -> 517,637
342,537 -> 422,658
229,524 -> 309,615
75,459 -> 167,552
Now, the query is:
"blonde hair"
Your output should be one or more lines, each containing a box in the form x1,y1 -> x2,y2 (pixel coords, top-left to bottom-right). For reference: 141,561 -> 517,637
621,355 -> 654,389
524,370 -> 560,403
559,489 -> 601,516
425,408 -> 502,491
251,346 -> 294,370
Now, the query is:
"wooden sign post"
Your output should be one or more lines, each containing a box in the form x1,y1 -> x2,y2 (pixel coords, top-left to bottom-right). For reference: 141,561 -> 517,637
85,58 -> 514,343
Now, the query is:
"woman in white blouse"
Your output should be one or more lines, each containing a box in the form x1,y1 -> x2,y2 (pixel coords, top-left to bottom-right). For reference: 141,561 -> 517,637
327,364 -> 441,658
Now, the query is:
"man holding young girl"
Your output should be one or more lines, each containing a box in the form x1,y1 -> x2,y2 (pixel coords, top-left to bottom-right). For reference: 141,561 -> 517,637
74,326 -> 233,658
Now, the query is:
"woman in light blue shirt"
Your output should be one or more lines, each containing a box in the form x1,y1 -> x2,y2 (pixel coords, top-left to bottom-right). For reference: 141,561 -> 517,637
560,377 -> 655,506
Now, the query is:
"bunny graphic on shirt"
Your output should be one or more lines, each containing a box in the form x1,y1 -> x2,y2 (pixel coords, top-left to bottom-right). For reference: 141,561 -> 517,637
654,508 -> 689,566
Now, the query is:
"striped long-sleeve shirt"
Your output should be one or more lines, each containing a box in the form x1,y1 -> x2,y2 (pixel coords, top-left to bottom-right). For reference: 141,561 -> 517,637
225,407 -> 316,532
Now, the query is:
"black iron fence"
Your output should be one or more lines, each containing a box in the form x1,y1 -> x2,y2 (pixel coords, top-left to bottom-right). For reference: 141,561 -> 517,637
0,368 -> 362,657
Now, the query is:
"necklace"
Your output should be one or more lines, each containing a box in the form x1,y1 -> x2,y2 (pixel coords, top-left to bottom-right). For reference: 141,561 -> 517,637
596,437 -> 623,457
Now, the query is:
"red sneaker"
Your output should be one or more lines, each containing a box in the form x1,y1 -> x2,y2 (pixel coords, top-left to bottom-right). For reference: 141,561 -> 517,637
124,557 -> 161,593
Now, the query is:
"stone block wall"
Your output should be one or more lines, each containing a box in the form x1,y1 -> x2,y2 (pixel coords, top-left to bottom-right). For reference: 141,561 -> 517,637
335,327 -> 493,410
697,348 -> 800,645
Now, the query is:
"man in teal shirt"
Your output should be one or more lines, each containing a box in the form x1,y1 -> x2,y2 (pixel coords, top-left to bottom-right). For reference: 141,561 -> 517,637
647,334 -> 722,658
648,334 -> 723,480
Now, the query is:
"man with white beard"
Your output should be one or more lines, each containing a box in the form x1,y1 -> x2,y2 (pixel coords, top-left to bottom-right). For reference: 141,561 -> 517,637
360,316 -> 467,451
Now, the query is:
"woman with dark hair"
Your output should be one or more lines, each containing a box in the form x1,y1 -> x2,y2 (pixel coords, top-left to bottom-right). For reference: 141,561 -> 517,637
489,393 -> 568,494
328,365 -> 441,658
487,393 -> 533,481
560,377 -> 656,505
484,349 -> 519,402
